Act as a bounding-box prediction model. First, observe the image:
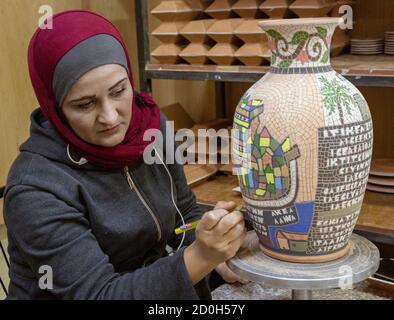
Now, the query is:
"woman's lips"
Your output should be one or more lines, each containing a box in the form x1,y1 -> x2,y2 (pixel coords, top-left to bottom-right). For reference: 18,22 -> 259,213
99,123 -> 121,134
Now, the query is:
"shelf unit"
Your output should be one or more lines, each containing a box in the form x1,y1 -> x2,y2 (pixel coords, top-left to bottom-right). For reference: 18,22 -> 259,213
135,1 -> 394,116
145,57 -> 394,86
135,1 -> 394,241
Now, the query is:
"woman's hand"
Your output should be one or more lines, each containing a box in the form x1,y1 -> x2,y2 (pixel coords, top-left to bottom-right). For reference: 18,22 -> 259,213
184,201 -> 247,285
193,201 -> 246,265
215,262 -> 249,285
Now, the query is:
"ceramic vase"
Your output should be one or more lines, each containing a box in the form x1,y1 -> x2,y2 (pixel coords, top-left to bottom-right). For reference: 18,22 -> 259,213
233,18 -> 373,263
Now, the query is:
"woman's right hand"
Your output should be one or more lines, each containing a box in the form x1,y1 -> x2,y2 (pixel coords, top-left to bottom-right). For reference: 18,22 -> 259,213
184,201 -> 246,285
194,201 -> 246,264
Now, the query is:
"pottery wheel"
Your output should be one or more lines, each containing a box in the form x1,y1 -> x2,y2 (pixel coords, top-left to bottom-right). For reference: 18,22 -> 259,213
227,232 -> 380,299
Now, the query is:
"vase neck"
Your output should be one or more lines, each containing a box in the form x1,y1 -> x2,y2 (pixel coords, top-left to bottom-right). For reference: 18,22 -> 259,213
260,19 -> 340,71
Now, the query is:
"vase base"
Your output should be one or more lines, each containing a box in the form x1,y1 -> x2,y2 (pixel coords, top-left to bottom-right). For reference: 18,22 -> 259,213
259,242 -> 352,263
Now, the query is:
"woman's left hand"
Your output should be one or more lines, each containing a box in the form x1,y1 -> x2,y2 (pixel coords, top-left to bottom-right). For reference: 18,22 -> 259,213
215,262 -> 249,285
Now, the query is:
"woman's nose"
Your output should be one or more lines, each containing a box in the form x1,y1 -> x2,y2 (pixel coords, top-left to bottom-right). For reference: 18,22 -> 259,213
98,100 -> 118,124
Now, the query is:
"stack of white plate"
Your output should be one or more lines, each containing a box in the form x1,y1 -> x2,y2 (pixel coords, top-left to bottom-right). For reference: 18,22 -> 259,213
385,31 -> 394,55
351,38 -> 384,55
367,159 -> 394,194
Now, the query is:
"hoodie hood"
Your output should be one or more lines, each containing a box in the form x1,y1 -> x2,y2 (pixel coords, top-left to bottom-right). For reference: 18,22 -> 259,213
20,108 -> 112,171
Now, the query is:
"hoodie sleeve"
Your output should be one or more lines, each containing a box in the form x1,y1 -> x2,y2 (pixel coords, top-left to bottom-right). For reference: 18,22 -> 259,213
4,184 -> 204,300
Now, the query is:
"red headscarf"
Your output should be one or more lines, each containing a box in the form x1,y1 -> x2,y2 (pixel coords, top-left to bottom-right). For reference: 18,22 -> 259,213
28,10 -> 160,169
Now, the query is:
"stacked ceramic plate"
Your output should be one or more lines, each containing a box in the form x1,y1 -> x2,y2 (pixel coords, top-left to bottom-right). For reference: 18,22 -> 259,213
384,31 -> 394,55
367,159 -> 394,194
351,38 -> 384,55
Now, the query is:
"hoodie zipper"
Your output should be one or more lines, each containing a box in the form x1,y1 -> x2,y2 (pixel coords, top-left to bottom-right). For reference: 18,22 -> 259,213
123,166 -> 162,242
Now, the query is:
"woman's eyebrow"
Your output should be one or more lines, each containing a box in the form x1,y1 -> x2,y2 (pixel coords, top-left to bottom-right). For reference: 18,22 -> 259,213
109,77 -> 127,91
69,95 -> 96,104
69,78 -> 128,103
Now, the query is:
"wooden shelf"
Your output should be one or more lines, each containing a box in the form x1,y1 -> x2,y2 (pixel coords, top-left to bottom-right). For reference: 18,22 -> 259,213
192,173 -> 394,243
332,54 -> 394,77
146,63 -> 269,82
145,54 -> 394,87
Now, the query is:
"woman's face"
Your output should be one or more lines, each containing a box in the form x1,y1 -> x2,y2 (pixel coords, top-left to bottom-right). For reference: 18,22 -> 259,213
61,64 -> 133,147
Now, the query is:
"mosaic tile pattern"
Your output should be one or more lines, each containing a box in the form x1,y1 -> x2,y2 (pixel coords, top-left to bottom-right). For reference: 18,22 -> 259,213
270,65 -> 333,74
263,21 -> 338,69
233,20 -> 373,261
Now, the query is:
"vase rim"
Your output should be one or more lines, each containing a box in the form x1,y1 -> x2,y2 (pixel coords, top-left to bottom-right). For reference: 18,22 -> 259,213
259,17 -> 344,29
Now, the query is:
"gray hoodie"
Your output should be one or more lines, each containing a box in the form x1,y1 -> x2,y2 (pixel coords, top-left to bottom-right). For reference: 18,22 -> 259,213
3,108 -> 210,300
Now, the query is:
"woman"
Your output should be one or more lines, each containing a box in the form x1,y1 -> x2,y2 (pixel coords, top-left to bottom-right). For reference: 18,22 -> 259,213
3,10 -> 247,300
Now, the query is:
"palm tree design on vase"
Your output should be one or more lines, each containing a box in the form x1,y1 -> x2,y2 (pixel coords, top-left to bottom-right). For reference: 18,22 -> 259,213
319,76 -> 356,125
